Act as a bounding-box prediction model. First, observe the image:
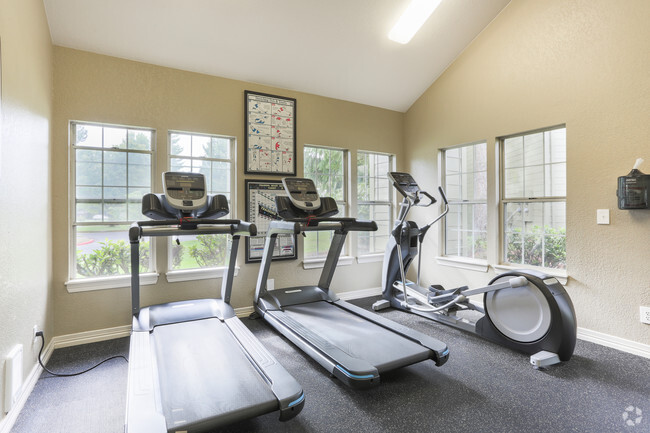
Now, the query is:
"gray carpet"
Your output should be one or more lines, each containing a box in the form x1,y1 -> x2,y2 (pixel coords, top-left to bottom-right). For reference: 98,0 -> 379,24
12,296 -> 650,433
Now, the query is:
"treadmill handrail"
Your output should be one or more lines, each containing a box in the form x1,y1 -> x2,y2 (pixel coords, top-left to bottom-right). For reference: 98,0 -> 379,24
268,218 -> 377,235
130,219 -> 256,241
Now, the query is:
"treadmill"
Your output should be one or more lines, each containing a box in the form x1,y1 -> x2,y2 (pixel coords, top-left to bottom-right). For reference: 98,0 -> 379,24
253,177 -> 449,389
125,172 -> 304,433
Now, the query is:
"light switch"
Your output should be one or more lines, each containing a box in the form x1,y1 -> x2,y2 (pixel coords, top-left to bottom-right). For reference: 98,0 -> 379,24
597,209 -> 610,225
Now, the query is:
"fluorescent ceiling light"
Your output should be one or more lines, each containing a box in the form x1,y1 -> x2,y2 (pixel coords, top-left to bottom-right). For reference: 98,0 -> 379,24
388,0 -> 442,44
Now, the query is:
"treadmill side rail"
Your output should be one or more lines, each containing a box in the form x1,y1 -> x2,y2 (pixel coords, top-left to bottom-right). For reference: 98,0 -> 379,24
225,317 -> 305,420
335,299 -> 450,366
125,331 -> 166,433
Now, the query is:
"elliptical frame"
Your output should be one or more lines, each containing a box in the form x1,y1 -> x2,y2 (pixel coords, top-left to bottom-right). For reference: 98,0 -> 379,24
374,172 -> 577,368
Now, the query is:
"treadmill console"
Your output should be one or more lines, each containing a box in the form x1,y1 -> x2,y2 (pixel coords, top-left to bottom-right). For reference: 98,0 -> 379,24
282,178 -> 321,211
388,172 -> 421,198
163,172 -> 207,211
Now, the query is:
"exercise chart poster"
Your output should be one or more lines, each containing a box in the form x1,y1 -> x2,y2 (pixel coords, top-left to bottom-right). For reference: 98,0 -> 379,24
245,180 -> 297,262
245,90 -> 296,175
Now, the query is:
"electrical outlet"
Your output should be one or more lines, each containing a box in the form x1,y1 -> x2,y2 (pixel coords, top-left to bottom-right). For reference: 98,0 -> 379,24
641,306 -> 650,325
32,325 -> 39,341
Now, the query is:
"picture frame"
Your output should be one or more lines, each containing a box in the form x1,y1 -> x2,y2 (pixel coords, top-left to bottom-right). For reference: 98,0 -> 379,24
245,179 -> 297,263
244,90 -> 296,175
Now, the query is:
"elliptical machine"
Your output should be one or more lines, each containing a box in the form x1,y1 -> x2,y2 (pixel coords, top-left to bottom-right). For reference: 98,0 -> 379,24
373,172 -> 577,368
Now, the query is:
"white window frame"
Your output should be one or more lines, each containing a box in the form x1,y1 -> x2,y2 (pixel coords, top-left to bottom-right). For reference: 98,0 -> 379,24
440,141 -> 488,265
303,145 -> 352,268
66,121 -> 158,292
356,151 -> 395,263
498,125 -> 567,274
165,130 -> 237,282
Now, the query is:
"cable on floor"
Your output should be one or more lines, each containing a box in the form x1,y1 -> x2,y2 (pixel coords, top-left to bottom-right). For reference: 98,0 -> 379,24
36,331 -> 128,377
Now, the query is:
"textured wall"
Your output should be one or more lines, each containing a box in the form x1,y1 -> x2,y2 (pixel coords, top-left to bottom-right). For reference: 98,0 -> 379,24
0,0 -> 53,421
51,47 -> 404,335
405,0 -> 650,344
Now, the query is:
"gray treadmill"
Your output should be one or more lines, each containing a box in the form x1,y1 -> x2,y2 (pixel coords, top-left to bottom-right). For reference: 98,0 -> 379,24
253,177 -> 449,389
125,172 -> 304,433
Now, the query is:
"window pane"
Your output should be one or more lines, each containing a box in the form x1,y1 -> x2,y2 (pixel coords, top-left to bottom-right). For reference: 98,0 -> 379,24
75,225 -> 150,278
524,133 -> 544,166
192,135 -> 211,158
128,129 -> 152,151
128,153 -> 151,187
76,149 -> 103,185
504,136 -> 523,168
103,151 -> 127,186
170,157 -> 190,172
76,203 -> 102,222
104,127 -> 127,149
504,168 -> 523,198
211,137 -> 230,159
211,161 -> 230,194
170,234 -> 229,270
171,133 -> 191,157
76,124 -> 102,148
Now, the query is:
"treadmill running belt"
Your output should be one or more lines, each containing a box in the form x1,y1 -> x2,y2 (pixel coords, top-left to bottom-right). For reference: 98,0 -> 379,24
152,318 -> 277,431
282,301 -> 432,372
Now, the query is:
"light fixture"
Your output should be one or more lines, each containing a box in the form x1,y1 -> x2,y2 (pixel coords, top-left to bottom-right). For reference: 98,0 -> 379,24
388,0 -> 442,44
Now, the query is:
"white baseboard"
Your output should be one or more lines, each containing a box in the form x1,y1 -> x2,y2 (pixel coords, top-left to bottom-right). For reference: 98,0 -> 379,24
577,327 -> 650,359
336,286 -> 383,300
51,325 -> 131,350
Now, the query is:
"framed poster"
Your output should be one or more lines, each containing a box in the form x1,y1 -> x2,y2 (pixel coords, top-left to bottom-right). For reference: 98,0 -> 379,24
244,90 -> 296,175
245,179 -> 297,263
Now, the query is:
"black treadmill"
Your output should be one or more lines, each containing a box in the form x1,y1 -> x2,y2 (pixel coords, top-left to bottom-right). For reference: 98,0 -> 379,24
253,177 -> 449,389
125,172 -> 304,433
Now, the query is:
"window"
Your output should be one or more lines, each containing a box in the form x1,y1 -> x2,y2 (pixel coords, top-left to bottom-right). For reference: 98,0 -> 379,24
303,146 -> 347,258
168,131 -> 235,271
70,122 -> 153,281
357,152 -> 393,255
442,142 -> 488,260
501,126 -> 566,270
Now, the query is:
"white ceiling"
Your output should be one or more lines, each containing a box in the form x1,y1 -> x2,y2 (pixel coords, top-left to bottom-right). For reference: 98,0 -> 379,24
43,0 -> 510,112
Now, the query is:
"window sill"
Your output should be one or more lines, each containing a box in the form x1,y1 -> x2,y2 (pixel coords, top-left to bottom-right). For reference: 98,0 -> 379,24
65,273 -> 159,293
357,253 -> 384,264
303,256 -> 354,270
493,264 -> 568,285
436,256 -> 489,273
165,266 -> 239,283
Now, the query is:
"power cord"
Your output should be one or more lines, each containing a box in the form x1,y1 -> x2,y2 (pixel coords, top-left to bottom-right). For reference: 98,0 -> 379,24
36,331 -> 128,377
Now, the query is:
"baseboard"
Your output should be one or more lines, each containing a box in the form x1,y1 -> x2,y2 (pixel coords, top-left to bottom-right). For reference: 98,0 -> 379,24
577,327 -> 650,359
51,325 -> 131,350
0,339 -> 54,433
336,286 -> 383,300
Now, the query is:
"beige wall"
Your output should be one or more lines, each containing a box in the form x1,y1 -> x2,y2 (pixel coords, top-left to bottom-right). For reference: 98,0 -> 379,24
52,47 -> 404,336
0,0 -> 53,421
405,0 -> 650,344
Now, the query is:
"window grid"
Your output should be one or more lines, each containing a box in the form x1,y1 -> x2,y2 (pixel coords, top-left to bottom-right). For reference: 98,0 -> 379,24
168,131 -> 236,271
443,142 -> 487,260
304,146 -> 347,258
357,151 -> 393,255
71,121 -> 154,280
501,126 -> 566,270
